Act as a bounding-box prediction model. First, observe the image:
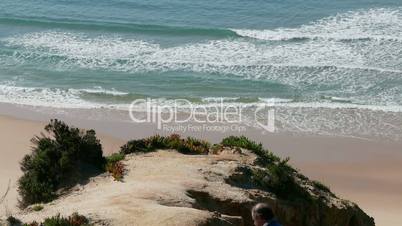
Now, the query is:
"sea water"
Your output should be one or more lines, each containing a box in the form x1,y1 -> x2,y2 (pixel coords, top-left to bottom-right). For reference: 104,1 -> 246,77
1,0 -> 402,138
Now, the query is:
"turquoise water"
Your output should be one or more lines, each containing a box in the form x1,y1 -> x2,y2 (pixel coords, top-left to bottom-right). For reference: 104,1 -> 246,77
0,0 -> 402,109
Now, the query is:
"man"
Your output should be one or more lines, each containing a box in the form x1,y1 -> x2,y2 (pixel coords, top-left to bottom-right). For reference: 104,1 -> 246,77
251,203 -> 282,226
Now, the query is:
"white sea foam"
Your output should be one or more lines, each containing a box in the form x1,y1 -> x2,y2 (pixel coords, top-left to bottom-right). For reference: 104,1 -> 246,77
3,31 -> 401,80
232,8 -> 402,41
2,30 -> 402,106
1,82 -> 402,112
2,83 -> 402,140
79,87 -> 129,96
259,98 -> 294,104
0,83 -> 130,109
0,84 -> 91,108
1,8 -> 402,108
3,16 -> 401,76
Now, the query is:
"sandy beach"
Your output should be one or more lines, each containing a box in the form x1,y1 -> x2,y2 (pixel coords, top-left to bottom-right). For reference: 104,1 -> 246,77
0,111 -> 401,226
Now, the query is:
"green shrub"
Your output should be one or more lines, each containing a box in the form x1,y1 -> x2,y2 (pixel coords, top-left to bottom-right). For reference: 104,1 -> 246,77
23,213 -> 91,226
221,136 -> 310,202
105,153 -> 125,165
164,134 -> 182,149
119,134 -> 210,155
221,136 -> 263,152
120,139 -> 152,154
105,153 -> 126,181
221,136 -> 281,166
176,137 -> 210,154
267,159 -> 311,202
145,134 -> 170,150
119,134 -> 176,154
250,161 -> 310,202
18,120 -> 105,207
7,216 -> 23,225
42,214 -> 70,226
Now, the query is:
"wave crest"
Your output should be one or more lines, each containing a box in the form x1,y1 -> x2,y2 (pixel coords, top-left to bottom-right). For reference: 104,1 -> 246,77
233,8 -> 402,41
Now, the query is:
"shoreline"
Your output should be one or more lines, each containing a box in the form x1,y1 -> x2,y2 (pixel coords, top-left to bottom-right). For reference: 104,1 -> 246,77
1,102 -> 402,141
0,104 -> 401,226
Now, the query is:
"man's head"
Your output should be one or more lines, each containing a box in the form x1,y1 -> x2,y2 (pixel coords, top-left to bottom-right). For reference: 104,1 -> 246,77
251,203 -> 275,226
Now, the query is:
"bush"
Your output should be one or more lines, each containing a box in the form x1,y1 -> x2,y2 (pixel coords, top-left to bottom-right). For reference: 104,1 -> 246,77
106,161 -> 125,181
119,134 -> 210,155
221,136 -> 263,152
18,120 -> 106,207
120,139 -> 152,154
145,134 -> 170,150
221,136 -> 310,202
7,216 -> 23,225
105,153 -> 125,164
105,153 -> 126,181
176,137 -> 210,154
22,213 -> 91,226
249,162 -> 310,202
221,136 -> 281,166
42,214 -> 71,226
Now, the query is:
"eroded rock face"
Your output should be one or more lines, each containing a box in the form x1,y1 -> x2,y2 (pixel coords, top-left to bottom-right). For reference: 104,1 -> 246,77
9,150 -> 374,226
223,165 -> 375,226
195,158 -> 373,226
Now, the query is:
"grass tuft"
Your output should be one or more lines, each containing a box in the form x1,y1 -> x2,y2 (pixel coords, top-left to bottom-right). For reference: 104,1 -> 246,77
32,205 -> 44,212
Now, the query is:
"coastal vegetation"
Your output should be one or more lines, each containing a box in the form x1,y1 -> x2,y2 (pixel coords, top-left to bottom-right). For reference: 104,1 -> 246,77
119,134 -> 210,155
32,205 -> 43,212
10,120 -> 376,226
17,122 -> 216,207
18,120 -> 105,207
18,120 -> 332,208
105,153 -> 126,181
119,134 -> 324,202
5,212 -> 91,226
219,136 -> 312,202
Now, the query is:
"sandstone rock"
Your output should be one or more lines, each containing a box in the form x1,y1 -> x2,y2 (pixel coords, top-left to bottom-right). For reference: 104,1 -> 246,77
8,150 -> 374,226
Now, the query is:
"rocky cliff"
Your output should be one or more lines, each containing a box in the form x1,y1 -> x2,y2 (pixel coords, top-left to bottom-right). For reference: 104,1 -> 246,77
8,148 -> 374,226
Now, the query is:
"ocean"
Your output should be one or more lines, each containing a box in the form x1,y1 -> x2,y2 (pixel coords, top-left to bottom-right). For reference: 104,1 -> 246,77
1,0 -> 402,138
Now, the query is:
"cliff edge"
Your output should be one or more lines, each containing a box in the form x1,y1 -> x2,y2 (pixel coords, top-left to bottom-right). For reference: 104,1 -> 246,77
9,148 -> 374,226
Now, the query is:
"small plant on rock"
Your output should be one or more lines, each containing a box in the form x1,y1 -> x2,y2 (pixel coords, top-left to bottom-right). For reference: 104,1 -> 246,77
32,205 -> 44,212
106,161 -> 125,181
